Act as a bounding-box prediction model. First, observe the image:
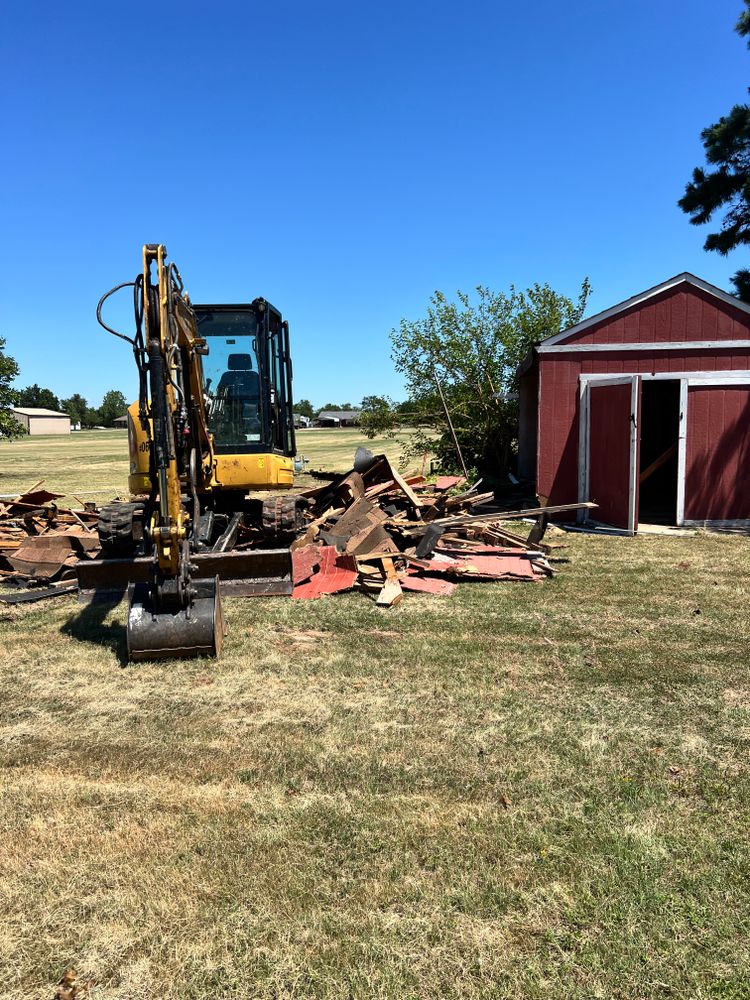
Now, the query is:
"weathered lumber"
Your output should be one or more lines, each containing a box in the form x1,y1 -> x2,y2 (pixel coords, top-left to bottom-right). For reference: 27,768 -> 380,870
376,557 -> 403,607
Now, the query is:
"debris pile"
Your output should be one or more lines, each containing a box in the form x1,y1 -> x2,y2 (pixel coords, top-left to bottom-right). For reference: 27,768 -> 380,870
289,452 -> 584,606
1,463 -> 593,608
0,482 -> 100,604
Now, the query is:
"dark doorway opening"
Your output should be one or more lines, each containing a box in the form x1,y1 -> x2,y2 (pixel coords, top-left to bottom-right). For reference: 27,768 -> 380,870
638,380 -> 680,524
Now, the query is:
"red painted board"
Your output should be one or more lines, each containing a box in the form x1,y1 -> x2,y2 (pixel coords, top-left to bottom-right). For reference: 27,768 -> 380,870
587,382 -> 635,529
292,544 -> 322,584
292,547 -> 357,599
401,576 -> 457,596
410,553 -> 536,580
456,555 -> 536,579
433,476 -> 467,491
436,545 -> 525,556
685,385 -> 750,520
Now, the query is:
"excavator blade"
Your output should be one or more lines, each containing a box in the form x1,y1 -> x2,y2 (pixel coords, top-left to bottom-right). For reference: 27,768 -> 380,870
127,577 -> 225,661
76,548 -> 293,604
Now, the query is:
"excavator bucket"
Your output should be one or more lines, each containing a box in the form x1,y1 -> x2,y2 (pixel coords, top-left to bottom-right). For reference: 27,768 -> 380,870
127,576 -> 225,661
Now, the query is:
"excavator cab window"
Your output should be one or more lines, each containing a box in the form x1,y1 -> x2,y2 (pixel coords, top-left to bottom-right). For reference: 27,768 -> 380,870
196,308 -> 264,451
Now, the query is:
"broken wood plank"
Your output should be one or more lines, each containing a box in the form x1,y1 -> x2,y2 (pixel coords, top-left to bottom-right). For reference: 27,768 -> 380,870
427,501 -> 597,527
376,557 -> 403,607
292,547 -> 358,599
386,462 -> 423,509
401,576 -> 456,596
292,544 -> 322,585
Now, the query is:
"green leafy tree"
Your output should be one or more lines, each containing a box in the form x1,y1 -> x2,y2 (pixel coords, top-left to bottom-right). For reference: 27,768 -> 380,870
679,2 -> 750,299
61,393 -> 88,427
319,402 -> 357,412
366,281 -> 590,476
360,395 -> 399,433
295,398 -> 315,419
0,338 -> 26,439
83,406 -> 101,428
98,389 -> 127,427
16,383 -> 60,410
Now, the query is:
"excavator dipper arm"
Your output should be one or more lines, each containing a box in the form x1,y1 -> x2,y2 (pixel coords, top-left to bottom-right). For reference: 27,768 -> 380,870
125,245 -> 225,660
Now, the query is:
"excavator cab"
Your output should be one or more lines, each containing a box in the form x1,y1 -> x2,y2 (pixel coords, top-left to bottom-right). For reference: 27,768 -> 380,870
196,301 -> 295,459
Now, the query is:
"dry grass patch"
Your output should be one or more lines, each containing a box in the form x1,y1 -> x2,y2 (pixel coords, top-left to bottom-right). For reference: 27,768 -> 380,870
1,434 -> 749,996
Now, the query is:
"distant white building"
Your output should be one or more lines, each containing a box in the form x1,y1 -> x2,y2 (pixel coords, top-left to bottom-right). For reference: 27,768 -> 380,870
315,410 -> 361,427
12,407 -> 71,436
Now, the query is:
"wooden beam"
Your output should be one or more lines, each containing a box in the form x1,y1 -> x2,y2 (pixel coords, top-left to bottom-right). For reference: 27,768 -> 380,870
427,501 -> 597,527
639,442 -> 678,485
376,557 -> 403,607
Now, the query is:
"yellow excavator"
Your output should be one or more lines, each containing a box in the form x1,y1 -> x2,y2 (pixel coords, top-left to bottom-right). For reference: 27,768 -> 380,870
77,244 -> 302,660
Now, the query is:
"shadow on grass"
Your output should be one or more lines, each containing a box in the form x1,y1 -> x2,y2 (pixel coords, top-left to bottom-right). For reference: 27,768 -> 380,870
61,600 -> 128,667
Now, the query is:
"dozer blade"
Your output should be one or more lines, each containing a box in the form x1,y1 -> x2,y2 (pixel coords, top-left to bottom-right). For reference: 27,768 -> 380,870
76,548 -> 293,604
127,577 -> 225,662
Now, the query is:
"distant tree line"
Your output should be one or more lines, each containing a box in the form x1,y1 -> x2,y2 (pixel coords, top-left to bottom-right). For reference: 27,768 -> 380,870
294,399 -> 359,417
11,381 -> 128,430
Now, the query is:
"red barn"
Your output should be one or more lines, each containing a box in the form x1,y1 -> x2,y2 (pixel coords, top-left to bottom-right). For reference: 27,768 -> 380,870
518,273 -> 750,532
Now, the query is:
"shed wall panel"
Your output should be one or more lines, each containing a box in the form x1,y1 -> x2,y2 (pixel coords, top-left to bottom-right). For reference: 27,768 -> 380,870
563,286 -> 750,346
537,348 -> 750,506
684,386 -> 750,521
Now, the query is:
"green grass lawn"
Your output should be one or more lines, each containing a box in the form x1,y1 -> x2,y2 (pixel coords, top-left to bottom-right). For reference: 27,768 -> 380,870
1,434 -> 749,998
0,428 -> 416,505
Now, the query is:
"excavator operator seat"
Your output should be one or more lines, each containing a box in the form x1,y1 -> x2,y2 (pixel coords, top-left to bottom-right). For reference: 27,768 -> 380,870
217,353 -> 260,402
214,352 -> 261,443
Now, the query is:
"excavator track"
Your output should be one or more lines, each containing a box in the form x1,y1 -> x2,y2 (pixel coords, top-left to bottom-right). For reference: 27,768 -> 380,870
261,495 -> 304,541
97,502 -> 145,557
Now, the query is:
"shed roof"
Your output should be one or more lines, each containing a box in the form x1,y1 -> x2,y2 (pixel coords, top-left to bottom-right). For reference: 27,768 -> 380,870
13,407 -> 69,417
539,272 -> 750,351
317,410 -> 361,420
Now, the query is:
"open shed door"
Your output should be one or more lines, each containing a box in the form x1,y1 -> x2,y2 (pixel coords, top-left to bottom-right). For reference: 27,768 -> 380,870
581,376 -> 641,533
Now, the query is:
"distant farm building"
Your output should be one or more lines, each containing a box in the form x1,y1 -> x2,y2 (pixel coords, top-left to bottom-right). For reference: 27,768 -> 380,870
315,410 -> 361,427
519,272 -> 750,532
12,407 -> 71,436
113,414 -> 129,428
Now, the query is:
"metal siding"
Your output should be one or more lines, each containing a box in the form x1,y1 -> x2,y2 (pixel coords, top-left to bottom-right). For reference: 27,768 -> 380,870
685,386 -> 750,520
29,416 -> 70,435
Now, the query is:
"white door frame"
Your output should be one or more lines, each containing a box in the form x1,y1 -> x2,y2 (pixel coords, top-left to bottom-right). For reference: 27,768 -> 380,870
578,375 -> 640,534
579,371 -> 750,528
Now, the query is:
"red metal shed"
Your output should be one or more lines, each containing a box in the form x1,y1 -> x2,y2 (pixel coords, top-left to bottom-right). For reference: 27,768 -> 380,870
518,273 -> 750,532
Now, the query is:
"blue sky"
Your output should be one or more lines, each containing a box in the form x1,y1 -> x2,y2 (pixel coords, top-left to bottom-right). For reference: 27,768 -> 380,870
0,0 -> 747,408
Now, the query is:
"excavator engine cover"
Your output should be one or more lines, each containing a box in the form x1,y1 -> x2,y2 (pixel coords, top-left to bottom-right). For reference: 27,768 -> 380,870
127,576 -> 225,661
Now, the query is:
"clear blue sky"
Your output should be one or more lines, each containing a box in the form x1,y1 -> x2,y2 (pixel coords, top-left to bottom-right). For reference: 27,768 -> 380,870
0,0 -> 746,409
